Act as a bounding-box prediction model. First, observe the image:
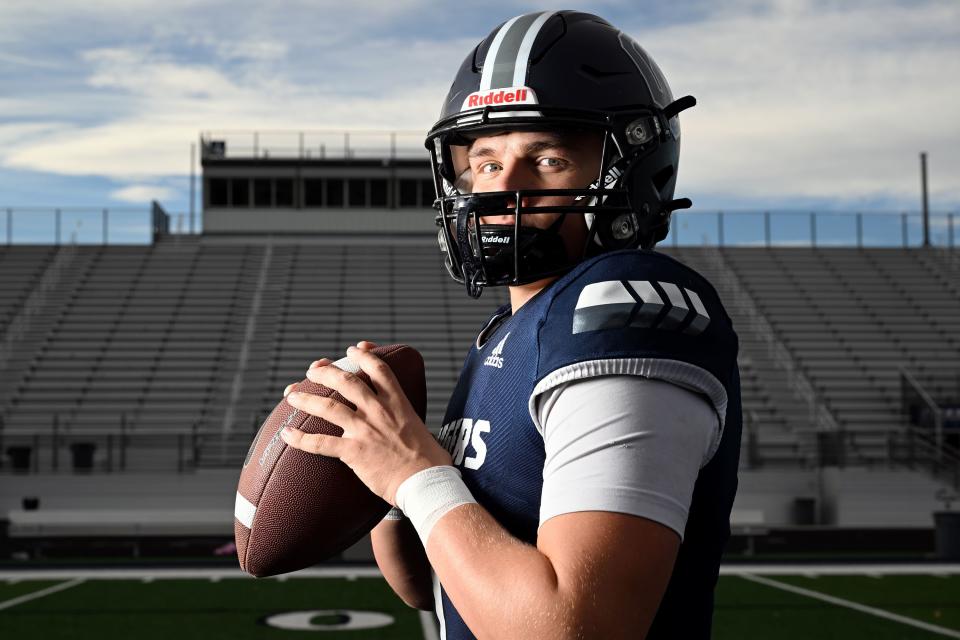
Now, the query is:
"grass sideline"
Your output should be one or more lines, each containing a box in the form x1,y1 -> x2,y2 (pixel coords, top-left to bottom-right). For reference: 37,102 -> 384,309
0,566 -> 958,639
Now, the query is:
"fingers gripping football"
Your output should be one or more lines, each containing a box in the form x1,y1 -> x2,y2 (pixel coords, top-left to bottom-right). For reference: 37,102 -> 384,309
282,345 -> 452,505
306,360 -> 380,416
280,425 -> 351,459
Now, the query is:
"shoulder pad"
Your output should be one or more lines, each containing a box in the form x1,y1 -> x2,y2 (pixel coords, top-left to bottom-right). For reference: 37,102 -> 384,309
534,250 -> 738,385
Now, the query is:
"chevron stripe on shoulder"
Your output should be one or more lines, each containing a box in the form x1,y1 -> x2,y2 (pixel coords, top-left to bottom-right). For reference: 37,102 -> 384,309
572,280 -> 710,336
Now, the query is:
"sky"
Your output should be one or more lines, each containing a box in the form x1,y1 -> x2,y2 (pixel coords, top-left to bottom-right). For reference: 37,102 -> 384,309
0,0 -> 958,231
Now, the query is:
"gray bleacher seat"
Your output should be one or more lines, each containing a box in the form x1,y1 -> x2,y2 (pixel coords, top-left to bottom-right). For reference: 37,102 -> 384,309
2,242 -> 957,472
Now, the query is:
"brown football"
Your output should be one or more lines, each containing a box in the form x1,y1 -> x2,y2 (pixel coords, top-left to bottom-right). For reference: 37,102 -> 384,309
234,344 -> 426,577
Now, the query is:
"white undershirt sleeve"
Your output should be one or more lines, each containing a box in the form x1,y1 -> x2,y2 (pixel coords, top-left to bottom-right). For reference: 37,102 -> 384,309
535,375 -> 720,541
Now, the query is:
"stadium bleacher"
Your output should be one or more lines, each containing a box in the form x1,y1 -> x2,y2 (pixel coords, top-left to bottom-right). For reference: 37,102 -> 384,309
1,239 -> 958,537
717,247 -> 960,466
2,242 -> 957,463
0,246 -> 57,335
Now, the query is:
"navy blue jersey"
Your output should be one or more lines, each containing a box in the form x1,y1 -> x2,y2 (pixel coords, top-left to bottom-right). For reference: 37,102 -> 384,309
434,248 -> 742,639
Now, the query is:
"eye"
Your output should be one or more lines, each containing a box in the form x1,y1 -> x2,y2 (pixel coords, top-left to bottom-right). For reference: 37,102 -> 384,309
537,157 -> 567,169
477,162 -> 501,174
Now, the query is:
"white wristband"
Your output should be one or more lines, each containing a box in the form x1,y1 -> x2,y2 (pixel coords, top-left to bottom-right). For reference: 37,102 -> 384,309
383,506 -> 406,521
395,465 -> 477,546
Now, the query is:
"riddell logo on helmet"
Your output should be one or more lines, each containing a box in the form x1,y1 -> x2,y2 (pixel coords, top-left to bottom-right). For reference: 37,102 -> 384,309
461,86 -> 538,111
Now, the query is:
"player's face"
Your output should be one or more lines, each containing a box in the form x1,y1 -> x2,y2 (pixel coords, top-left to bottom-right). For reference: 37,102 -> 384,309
461,129 -> 603,230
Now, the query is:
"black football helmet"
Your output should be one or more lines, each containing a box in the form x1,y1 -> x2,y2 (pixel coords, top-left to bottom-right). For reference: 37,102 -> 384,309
425,10 -> 696,298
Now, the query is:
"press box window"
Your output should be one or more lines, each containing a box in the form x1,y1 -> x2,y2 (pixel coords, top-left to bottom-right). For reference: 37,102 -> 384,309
304,179 -> 323,207
231,179 -> 250,207
370,179 -> 388,207
254,179 -> 272,207
208,178 -> 228,207
348,179 -> 366,208
275,178 -> 294,207
421,180 -> 435,206
399,179 -> 418,208
326,179 -> 344,206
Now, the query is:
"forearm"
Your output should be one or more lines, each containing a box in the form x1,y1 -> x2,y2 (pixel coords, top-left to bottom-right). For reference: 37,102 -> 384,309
424,504 -> 580,640
370,516 -> 434,610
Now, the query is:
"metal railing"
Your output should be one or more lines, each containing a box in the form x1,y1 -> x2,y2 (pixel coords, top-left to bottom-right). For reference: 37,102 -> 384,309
703,244 -> 840,439
200,129 -> 427,161
667,210 -> 957,249
0,428 -> 203,474
744,425 -> 960,488
1,204 -> 186,246
0,243 -> 76,371
900,368 -> 949,462
3,206 -> 955,248
2,411 -> 955,484
877,427 -> 959,489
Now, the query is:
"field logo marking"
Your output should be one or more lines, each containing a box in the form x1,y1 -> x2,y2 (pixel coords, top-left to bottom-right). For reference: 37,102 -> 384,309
263,610 -> 394,631
0,578 -> 84,611
740,573 -> 960,639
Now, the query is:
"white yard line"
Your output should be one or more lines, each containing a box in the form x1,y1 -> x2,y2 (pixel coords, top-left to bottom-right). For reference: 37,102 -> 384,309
0,566 -> 384,581
0,563 -> 956,582
740,573 -> 960,639
0,578 -> 85,611
420,610 -> 440,640
721,564 -> 960,576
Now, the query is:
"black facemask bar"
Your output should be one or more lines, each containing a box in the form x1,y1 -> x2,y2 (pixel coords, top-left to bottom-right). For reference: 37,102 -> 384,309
436,188 -> 633,298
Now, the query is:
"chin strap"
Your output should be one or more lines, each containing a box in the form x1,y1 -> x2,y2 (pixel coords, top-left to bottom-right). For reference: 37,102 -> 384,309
464,267 -> 484,298
455,202 -> 484,298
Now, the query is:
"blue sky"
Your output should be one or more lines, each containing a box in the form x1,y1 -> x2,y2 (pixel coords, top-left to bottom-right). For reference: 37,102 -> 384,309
1,0 -> 958,228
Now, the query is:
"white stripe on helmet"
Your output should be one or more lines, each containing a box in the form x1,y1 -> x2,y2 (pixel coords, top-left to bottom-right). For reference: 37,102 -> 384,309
512,11 -> 556,87
479,15 -> 522,91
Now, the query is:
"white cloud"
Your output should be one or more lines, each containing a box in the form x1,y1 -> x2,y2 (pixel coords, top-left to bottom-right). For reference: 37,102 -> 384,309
83,47 -> 241,99
0,31 -> 468,178
0,122 -> 71,147
626,0 -> 960,206
0,0 -> 957,209
110,184 -> 177,203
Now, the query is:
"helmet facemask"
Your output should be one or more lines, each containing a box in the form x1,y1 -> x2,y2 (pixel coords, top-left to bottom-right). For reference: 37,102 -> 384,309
427,103 -> 692,298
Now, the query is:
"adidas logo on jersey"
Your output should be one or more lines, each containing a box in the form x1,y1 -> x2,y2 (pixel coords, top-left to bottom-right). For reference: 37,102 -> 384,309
483,332 -> 510,369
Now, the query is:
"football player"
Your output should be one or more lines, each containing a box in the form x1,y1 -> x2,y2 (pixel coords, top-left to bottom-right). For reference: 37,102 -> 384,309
281,10 -> 741,639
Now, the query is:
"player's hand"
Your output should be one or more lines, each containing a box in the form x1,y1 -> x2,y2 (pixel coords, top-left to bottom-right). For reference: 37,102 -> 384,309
280,344 -> 452,505
281,342 -> 376,397
283,340 -> 380,398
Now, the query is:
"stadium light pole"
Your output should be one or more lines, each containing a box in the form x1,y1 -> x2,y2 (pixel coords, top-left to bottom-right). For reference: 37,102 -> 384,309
920,152 -> 930,247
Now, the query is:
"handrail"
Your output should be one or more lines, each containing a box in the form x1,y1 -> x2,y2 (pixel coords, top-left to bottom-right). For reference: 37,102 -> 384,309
0,243 -> 76,371
702,245 -> 840,440
900,368 -> 947,462
933,244 -> 959,274
885,425 -> 960,489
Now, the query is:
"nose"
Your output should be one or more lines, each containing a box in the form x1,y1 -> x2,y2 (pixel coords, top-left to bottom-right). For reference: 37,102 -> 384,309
478,159 -> 535,224
485,157 -> 534,195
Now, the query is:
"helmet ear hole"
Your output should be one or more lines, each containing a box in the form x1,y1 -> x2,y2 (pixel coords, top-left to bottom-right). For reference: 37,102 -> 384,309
594,212 -> 638,250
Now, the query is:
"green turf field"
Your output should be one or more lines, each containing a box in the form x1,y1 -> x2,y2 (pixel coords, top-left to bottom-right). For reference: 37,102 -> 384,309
1,569 -> 958,639
713,574 -> 960,639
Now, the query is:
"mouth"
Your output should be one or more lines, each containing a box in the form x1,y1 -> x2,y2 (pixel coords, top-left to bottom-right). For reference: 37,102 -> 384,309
479,215 -> 516,225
